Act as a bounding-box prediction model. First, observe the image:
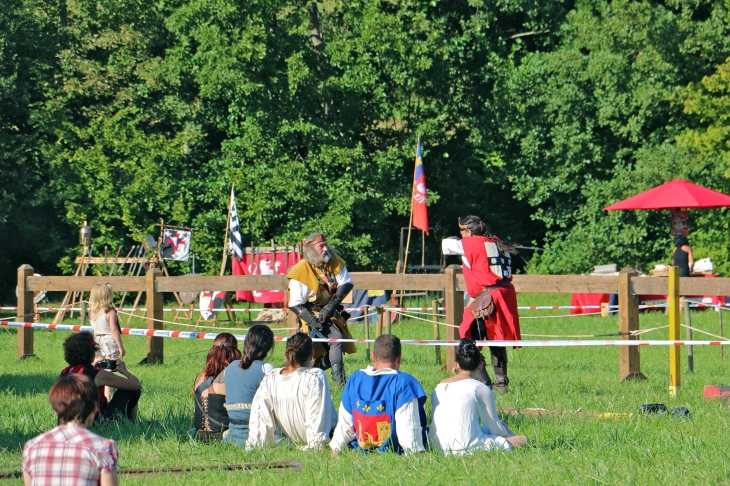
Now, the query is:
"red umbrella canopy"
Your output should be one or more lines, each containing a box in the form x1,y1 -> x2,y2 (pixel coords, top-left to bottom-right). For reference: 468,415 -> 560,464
603,179 -> 730,210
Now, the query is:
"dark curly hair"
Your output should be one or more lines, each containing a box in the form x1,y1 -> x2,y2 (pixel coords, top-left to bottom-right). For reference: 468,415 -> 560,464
63,331 -> 97,366
674,235 -> 689,248
203,333 -> 242,379
240,325 -> 274,370
456,338 -> 483,371
284,332 -> 313,368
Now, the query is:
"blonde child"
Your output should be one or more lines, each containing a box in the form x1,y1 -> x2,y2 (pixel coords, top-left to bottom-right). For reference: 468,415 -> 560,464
89,283 -> 125,360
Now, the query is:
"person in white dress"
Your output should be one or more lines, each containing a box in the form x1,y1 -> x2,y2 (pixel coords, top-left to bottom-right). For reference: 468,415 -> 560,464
428,339 -> 529,455
246,332 -> 338,450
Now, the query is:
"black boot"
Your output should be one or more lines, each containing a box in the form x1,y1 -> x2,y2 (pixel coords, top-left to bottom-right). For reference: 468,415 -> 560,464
331,364 -> 346,387
476,355 -> 492,387
490,347 -> 509,393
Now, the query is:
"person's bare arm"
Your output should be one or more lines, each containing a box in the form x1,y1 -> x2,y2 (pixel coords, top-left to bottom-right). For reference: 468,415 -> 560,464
94,360 -> 142,390
686,246 -> 694,271
107,309 -> 125,357
100,471 -> 119,486
23,472 -> 31,486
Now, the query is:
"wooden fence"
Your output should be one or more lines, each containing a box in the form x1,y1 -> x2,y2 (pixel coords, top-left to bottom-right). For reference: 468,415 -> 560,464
16,264 -> 730,380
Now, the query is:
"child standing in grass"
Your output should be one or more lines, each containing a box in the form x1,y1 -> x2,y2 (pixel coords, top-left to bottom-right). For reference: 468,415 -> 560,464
89,282 -> 125,360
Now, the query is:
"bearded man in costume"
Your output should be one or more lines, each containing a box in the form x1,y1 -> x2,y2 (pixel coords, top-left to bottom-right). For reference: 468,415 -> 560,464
287,233 -> 356,386
441,215 -> 521,392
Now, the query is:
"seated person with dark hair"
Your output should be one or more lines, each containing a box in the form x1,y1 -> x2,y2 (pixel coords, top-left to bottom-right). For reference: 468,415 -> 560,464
428,339 -> 529,455
330,334 -> 427,455
23,374 -> 119,486
60,331 -> 142,422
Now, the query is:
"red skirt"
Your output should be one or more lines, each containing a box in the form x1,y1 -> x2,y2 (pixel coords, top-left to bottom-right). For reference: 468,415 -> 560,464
459,285 -> 521,343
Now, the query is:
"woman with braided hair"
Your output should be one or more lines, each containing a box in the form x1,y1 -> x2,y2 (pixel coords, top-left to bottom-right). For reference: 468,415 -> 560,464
442,215 -> 521,392
246,332 -> 338,450
192,333 -> 242,440
428,339 -> 529,454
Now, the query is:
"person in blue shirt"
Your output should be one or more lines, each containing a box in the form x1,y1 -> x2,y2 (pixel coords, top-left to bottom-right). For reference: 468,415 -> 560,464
329,334 -> 427,455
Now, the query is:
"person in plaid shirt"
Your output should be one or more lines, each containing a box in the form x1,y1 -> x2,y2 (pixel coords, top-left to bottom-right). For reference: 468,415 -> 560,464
22,374 -> 119,486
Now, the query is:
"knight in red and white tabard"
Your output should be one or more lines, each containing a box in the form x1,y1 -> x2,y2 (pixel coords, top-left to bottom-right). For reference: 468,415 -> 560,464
441,215 -> 521,393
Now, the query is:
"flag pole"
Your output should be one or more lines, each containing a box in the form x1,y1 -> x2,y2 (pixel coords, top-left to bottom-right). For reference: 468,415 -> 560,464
220,184 -> 233,276
403,138 -> 419,275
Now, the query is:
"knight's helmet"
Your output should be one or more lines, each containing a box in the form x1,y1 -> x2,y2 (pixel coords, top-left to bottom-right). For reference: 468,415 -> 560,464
79,221 -> 92,247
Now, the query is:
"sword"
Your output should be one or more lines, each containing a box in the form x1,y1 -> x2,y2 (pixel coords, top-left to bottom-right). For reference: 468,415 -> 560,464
109,246 -> 123,276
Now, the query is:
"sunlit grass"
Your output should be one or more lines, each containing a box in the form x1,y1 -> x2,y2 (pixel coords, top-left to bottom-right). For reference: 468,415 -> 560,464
1,293 -> 729,484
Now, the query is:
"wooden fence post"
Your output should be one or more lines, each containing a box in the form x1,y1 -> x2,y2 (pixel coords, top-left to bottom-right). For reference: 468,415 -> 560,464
668,266 -> 681,397
376,307 -> 383,337
146,268 -> 164,364
17,265 -> 35,359
619,267 -> 645,381
432,299 -> 442,365
444,265 -> 463,368
684,302 -> 694,373
364,305 -> 371,362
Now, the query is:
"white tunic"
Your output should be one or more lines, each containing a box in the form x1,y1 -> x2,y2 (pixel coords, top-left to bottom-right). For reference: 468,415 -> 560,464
441,238 -> 471,268
246,367 -> 338,450
427,379 -> 513,455
288,266 -> 353,307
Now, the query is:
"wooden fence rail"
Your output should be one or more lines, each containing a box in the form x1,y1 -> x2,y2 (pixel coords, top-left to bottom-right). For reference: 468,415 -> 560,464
17,265 -> 730,381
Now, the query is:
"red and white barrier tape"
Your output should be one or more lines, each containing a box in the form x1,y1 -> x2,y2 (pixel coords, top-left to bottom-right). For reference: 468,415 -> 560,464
1,304 -> 726,313
2,321 -> 729,347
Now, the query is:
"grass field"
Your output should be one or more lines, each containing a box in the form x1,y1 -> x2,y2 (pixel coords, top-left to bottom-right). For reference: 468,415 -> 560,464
2,293 -> 730,485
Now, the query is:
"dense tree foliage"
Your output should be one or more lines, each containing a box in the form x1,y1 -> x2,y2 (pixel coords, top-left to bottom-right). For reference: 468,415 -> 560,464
2,0 -> 730,300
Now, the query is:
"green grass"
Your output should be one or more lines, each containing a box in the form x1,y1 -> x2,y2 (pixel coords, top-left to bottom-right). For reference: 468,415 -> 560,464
2,293 -> 730,485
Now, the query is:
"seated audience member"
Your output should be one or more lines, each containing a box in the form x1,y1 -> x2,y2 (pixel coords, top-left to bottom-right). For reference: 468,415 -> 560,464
428,339 -> 529,454
60,331 -> 141,422
192,332 -> 242,439
246,332 -> 337,450
330,334 -> 427,455
223,325 -> 275,446
23,374 -> 119,486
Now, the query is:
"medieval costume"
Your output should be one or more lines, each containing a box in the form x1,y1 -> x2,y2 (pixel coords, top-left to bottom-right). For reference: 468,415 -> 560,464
329,366 -> 427,454
245,367 -> 338,450
287,237 -> 356,386
442,225 -> 521,392
428,379 -> 514,455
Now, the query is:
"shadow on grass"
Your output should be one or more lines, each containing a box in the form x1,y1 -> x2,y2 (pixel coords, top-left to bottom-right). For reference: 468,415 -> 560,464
93,409 -> 194,444
0,372 -> 57,397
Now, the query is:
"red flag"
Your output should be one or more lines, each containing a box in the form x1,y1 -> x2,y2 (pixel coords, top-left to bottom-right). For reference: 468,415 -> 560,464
411,139 -> 429,234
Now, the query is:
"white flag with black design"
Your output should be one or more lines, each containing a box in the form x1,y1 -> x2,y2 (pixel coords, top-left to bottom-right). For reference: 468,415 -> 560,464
229,186 -> 243,261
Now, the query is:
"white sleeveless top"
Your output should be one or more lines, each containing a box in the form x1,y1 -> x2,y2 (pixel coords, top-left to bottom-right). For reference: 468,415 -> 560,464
90,310 -> 113,336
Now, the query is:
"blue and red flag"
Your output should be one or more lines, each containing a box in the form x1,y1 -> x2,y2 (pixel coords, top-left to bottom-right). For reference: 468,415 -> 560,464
411,139 -> 429,234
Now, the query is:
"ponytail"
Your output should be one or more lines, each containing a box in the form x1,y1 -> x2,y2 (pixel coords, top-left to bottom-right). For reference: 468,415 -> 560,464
284,333 -> 313,368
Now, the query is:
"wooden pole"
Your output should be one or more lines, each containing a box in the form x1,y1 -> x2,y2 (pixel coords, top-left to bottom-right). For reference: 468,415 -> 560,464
618,267 -> 645,381
364,305 -> 371,362
668,266 -> 681,397
444,265 -> 463,367
220,185 -> 233,276
376,307 -> 383,337
684,301 -> 694,373
17,265 -> 35,359
384,305 -> 392,335
80,302 -> 88,327
146,268 -> 164,364
432,298 -> 441,364
720,306 -> 724,359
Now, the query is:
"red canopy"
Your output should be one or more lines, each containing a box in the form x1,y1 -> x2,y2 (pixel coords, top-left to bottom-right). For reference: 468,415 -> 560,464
603,179 -> 730,210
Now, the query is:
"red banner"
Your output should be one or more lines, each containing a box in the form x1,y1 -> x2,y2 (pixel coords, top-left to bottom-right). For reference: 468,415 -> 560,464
412,139 -> 429,234
232,252 -> 300,303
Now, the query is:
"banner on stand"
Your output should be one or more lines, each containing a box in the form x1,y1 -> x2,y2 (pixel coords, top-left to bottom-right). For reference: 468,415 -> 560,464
232,252 -> 300,303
